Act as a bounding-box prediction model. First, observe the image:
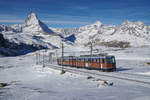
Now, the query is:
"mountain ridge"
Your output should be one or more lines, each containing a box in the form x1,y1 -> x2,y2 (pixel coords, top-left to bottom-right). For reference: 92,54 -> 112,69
0,12 -> 150,48
52,20 -> 150,47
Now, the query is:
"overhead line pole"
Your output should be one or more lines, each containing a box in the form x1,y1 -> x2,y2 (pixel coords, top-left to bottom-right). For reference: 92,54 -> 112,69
90,42 -> 93,56
61,41 -> 64,71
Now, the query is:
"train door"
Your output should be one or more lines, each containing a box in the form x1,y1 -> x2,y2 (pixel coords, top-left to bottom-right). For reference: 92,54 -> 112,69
72,58 -> 76,67
85,62 -> 88,68
100,63 -> 103,69
84,58 -> 88,68
100,58 -> 104,69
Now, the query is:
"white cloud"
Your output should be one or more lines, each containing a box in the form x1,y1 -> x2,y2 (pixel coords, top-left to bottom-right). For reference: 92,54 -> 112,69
43,20 -> 90,24
41,13 -> 90,19
0,19 -> 24,23
0,19 -> 90,25
0,13 -> 91,25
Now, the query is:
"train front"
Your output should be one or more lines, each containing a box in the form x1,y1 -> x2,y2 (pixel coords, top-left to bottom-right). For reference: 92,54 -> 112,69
103,56 -> 116,71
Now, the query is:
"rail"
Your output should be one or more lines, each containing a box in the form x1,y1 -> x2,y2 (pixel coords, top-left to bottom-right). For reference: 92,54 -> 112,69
45,64 -> 150,87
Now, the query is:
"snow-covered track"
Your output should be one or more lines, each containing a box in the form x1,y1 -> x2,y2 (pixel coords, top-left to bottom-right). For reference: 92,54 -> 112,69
117,72 -> 150,78
45,64 -> 150,86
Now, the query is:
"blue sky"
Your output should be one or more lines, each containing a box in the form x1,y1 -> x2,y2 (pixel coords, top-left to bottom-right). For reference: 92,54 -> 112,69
0,0 -> 150,28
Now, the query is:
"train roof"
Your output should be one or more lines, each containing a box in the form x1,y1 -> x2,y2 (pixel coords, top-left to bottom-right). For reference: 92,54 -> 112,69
80,53 -> 108,57
57,55 -> 115,60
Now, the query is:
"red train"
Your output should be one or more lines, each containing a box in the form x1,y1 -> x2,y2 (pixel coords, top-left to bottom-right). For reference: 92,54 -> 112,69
57,55 -> 116,72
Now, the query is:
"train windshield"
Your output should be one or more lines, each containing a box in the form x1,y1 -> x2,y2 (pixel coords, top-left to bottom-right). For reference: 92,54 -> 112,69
106,57 -> 115,64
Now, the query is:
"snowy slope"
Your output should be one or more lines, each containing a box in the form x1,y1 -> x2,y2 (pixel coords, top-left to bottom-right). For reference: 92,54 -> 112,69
1,47 -> 150,100
99,20 -> 150,46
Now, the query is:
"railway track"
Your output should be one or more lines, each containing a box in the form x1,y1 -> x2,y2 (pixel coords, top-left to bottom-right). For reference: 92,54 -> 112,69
45,64 -> 150,86
117,72 -> 150,78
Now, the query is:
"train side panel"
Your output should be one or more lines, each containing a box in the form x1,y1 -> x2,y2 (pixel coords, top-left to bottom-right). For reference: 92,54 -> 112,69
86,58 -> 102,69
57,56 -> 116,72
74,58 -> 89,68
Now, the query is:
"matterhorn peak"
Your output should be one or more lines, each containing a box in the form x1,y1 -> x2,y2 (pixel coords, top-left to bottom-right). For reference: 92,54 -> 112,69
23,12 -> 55,34
25,12 -> 39,27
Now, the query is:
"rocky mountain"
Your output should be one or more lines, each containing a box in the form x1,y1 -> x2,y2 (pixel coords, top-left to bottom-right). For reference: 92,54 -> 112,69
1,11 -> 150,56
99,20 -> 150,47
0,33 -> 47,56
23,12 -> 55,34
0,12 -> 67,56
53,20 -> 150,47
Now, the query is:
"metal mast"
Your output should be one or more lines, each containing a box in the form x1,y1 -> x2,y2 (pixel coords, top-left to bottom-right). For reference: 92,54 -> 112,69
61,41 -> 64,70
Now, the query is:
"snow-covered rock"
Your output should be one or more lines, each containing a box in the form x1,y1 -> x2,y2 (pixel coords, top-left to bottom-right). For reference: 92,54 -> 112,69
0,24 -> 22,33
10,24 -> 23,33
53,20 -> 150,47
0,12 -> 73,55
23,12 -> 55,35
107,20 -> 150,46
0,25 -> 15,32
51,27 -> 79,37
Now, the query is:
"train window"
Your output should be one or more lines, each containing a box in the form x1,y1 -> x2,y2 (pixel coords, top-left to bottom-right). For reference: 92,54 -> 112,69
94,59 -> 97,63
100,59 -> 104,63
93,59 -> 95,62
79,59 -> 84,62
95,59 -> 97,63
112,57 -> 115,63
82,59 -> 84,61
91,59 -> 94,63
85,59 -> 87,62
88,59 -> 91,62
90,59 -> 97,63
96,59 -> 99,63
106,58 -> 112,63
93,59 -> 95,63
90,59 -> 92,62
97,59 -> 99,63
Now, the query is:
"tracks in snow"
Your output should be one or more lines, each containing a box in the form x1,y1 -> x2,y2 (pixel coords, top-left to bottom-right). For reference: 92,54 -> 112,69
45,64 -> 150,87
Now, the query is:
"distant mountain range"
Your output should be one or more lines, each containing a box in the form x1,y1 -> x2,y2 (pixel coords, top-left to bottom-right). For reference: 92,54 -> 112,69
52,20 -> 150,47
0,12 -> 150,55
